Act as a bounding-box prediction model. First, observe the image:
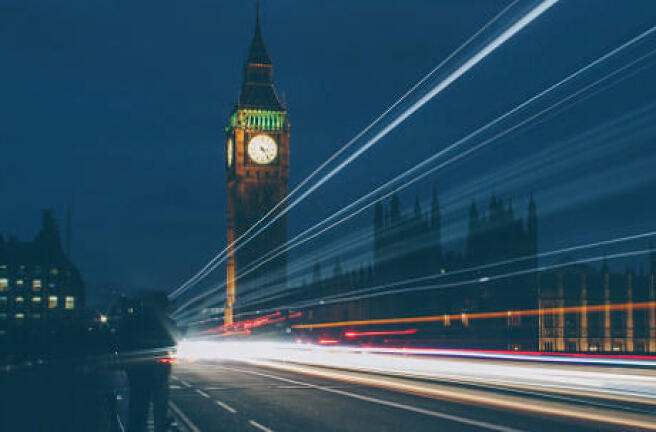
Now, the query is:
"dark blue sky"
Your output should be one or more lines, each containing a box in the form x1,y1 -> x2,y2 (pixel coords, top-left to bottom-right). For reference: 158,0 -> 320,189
2,1 -> 656,305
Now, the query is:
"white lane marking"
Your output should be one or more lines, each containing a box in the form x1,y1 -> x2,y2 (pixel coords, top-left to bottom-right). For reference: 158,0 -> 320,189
179,379 -> 192,387
170,385 -> 182,389
195,389 -> 211,399
277,385 -> 311,389
227,366 -> 522,432
249,420 -> 274,432
215,400 -> 238,414
169,401 -> 201,432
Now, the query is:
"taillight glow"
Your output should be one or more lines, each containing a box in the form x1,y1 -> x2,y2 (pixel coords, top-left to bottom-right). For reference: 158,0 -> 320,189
344,329 -> 418,338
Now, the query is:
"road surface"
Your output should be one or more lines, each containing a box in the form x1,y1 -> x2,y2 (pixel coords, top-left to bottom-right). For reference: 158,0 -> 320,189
169,360 -> 643,432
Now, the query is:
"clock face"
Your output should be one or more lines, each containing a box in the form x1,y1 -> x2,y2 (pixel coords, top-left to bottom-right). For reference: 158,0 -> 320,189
247,134 -> 278,165
226,137 -> 233,167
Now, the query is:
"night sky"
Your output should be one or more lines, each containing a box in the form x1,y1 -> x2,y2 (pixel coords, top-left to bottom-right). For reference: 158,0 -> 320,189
2,0 -> 656,306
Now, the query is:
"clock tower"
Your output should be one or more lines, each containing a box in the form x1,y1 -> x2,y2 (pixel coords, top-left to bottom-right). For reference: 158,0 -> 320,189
224,5 -> 289,325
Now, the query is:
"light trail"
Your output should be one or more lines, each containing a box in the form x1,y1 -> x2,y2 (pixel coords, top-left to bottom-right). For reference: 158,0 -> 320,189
250,228 -> 656,315
293,301 -> 656,330
344,329 -> 418,338
306,248 -> 653,310
177,341 -> 656,367
221,364 -> 525,432
232,360 -> 656,430
175,226 -> 656,325
168,0 -> 520,300
173,46 -> 656,320
178,244 -> 654,327
169,0 -> 559,299
176,340 -> 656,430
172,26 -> 656,320
233,33 -> 656,288
225,102 -> 656,317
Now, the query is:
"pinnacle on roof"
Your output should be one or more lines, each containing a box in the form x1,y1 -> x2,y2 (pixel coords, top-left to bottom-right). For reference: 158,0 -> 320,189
246,1 -> 272,65
238,2 -> 284,111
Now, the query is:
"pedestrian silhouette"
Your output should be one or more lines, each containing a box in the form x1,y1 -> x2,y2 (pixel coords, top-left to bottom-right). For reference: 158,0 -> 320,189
118,292 -> 176,432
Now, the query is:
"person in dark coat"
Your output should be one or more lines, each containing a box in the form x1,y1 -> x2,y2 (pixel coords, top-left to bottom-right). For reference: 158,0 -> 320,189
118,292 -> 177,432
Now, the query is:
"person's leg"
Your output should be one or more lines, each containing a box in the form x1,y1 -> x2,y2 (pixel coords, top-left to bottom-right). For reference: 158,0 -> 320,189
127,370 -> 149,432
153,364 -> 171,432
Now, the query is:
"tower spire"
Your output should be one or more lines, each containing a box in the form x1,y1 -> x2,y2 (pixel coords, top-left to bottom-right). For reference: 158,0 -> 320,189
246,1 -> 272,66
256,0 -> 261,26
238,1 -> 283,110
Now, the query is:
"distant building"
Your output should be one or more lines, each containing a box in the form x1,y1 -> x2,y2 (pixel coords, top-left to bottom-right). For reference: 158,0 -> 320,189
0,210 -> 85,356
237,187 -> 655,354
538,260 -> 656,353
224,6 -> 289,325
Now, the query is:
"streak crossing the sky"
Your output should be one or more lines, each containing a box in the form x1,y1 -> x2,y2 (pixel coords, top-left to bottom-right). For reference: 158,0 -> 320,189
172,28 -> 656,319
170,0 -> 560,301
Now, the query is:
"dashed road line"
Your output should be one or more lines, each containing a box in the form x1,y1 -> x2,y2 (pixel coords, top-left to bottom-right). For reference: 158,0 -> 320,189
277,385 -> 311,389
169,401 -> 201,432
195,389 -> 211,399
249,420 -> 274,432
226,366 -> 523,432
215,400 -> 238,414
179,379 -> 192,387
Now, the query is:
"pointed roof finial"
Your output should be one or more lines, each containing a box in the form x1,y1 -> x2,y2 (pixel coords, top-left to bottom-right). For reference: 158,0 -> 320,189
256,0 -> 261,25
238,0 -> 284,110
246,0 -> 272,65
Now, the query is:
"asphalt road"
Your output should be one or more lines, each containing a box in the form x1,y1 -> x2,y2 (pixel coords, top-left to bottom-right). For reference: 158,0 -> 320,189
169,361 -> 626,432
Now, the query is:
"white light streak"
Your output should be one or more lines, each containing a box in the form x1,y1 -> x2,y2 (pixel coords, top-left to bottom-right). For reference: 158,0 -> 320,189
174,47 -> 656,319
169,0 -> 559,299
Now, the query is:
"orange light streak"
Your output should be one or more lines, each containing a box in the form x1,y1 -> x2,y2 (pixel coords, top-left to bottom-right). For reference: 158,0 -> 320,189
293,301 -> 656,329
344,329 -> 418,338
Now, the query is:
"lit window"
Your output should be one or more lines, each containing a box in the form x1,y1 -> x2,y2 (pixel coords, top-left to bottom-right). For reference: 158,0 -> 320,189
32,313 -> 41,319
0,278 -> 7,291
16,279 -> 24,287
15,296 -> 24,303
32,280 -> 41,291
48,296 -> 58,309
14,313 -> 24,319
65,296 -> 75,310
50,268 -> 59,276
31,296 -> 41,304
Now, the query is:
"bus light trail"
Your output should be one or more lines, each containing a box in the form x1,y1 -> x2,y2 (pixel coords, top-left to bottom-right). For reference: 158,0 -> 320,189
175,340 -> 656,431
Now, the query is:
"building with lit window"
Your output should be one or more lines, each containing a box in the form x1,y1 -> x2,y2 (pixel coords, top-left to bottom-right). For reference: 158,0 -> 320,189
0,210 -> 85,356
538,257 -> 656,353
268,191 -> 655,354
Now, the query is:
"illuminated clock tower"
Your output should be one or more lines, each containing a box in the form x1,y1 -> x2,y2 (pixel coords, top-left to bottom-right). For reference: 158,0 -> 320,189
224,6 -> 289,325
